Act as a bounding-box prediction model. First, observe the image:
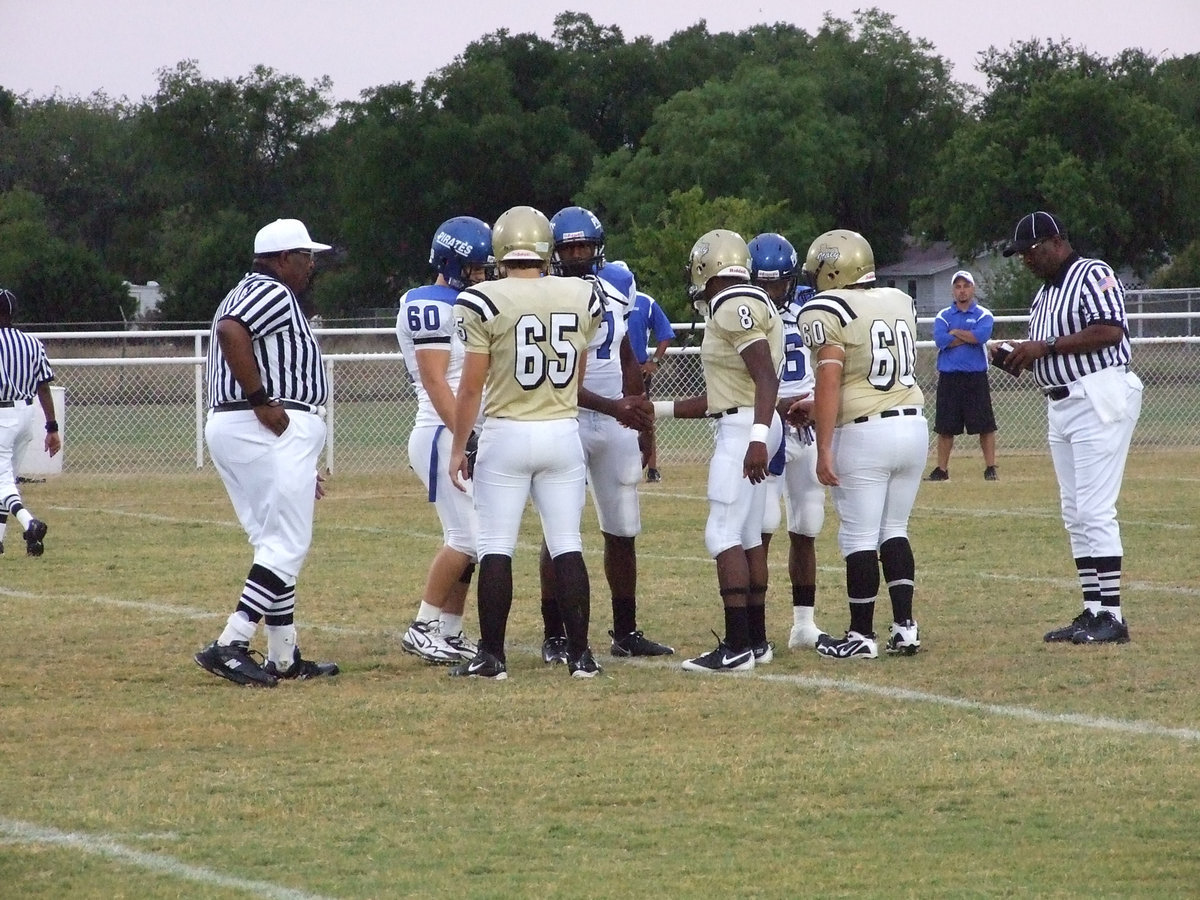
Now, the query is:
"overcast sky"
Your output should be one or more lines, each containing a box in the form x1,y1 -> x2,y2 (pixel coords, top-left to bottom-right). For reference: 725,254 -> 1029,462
1,0 -> 1195,104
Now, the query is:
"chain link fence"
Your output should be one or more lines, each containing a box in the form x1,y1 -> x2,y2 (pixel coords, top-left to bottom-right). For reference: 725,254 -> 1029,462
37,291 -> 1200,474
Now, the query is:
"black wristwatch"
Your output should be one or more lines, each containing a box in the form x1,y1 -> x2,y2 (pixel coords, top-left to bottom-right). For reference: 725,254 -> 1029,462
1045,335 -> 1059,354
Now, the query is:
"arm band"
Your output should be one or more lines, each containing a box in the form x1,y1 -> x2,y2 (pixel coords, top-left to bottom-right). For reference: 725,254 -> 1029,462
816,358 -> 844,369
652,400 -> 675,420
45,419 -> 59,434
246,387 -> 270,407
749,423 -> 770,444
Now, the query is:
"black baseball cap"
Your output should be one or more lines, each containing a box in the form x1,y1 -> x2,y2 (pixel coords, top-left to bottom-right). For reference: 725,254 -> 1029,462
1002,211 -> 1065,257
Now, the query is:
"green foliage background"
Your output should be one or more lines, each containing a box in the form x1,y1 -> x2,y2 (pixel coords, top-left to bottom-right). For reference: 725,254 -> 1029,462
2,10 -> 1199,323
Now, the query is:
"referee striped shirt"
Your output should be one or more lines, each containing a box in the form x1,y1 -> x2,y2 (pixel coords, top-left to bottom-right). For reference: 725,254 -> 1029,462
1027,254 -> 1131,388
206,272 -> 327,407
0,327 -> 54,401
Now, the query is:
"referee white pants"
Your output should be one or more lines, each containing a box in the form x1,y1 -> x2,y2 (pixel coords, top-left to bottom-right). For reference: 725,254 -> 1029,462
1047,368 -> 1143,558
0,401 -> 36,504
205,409 -> 326,580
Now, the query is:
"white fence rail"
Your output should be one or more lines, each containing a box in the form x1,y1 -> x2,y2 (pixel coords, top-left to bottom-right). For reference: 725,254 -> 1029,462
32,296 -> 1200,474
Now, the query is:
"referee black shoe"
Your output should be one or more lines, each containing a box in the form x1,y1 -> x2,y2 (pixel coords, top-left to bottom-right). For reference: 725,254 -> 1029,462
24,518 -> 47,556
1071,610 -> 1130,645
609,629 -> 675,657
194,640 -> 278,687
264,647 -> 340,679
1043,610 -> 1094,643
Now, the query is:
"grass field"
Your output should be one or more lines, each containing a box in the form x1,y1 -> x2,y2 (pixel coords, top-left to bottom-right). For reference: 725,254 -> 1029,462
2,448 -> 1199,898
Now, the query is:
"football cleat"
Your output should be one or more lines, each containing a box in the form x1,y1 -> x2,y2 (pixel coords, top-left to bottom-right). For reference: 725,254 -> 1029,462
194,640 -> 278,687
541,635 -> 569,665
568,648 -> 602,678
442,630 -> 478,661
788,621 -> 826,650
886,620 -> 921,655
816,630 -> 878,660
448,649 -> 508,680
24,518 -> 47,556
681,633 -> 754,673
401,619 -> 460,665
1043,610 -> 1095,643
1071,610 -> 1130,644
752,640 -> 774,665
609,629 -> 674,657
264,647 -> 339,679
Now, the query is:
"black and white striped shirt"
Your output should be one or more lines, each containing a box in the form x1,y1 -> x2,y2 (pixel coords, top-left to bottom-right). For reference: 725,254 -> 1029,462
1027,255 -> 1130,388
206,272 -> 327,407
0,326 -> 54,401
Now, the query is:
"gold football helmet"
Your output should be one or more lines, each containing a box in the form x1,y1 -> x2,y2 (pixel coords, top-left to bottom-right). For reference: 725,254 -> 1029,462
803,229 -> 876,291
687,229 -> 751,305
492,206 -> 554,266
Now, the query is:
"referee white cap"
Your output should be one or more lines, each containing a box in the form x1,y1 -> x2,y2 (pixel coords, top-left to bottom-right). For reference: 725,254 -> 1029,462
1002,211 -> 1064,257
255,218 -> 332,255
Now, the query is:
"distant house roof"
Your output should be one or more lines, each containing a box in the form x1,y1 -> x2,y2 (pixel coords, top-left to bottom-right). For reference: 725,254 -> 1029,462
876,240 -> 962,279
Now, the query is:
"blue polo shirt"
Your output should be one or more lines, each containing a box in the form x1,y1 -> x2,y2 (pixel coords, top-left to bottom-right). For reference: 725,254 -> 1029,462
627,291 -> 675,364
932,300 -> 993,373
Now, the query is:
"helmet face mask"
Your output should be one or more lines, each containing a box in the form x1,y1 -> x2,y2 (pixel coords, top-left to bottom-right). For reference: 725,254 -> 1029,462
550,206 -> 605,277
748,232 -> 798,311
492,206 -> 555,273
803,229 -> 876,292
429,216 -> 494,289
687,229 -> 751,311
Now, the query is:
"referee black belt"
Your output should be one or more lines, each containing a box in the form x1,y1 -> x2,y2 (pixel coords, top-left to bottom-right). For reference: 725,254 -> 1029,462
851,406 -> 920,425
708,407 -> 742,419
1043,386 -> 1071,401
0,398 -> 33,408
212,400 -> 321,414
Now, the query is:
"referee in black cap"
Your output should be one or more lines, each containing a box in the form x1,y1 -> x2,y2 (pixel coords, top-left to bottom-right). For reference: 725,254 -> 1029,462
992,211 -> 1143,645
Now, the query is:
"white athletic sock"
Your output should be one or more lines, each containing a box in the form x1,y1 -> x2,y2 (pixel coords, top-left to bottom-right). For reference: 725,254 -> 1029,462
218,610 -> 257,646
792,606 -> 814,627
266,624 -> 298,668
440,612 -> 464,636
15,509 -> 32,530
416,601 -> 441,623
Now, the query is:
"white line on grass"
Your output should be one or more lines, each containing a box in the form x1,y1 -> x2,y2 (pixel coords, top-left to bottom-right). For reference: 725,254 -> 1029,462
0,818 -> 336,900
752,671 -> 1200,742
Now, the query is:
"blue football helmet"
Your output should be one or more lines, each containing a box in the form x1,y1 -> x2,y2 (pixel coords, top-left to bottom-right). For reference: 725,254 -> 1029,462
429,216 -> 493,289
748,233 -> 799,310
550,206 -> 605,277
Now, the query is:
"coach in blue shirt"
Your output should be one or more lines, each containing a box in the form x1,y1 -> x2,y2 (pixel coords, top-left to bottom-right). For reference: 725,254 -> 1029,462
619,268 -> 675,482
927,270 -> 998,481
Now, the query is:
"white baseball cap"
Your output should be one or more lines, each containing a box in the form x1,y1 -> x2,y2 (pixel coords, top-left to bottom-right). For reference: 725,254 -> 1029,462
254,218 -> 332,255
951,269 -> 975,285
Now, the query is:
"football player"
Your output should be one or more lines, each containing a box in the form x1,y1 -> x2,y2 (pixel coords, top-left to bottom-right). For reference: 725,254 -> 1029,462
395,216 -> 492,665
448,206 -> 605,680
748,233 -> 827,651
794,230 -> 926,660
652,230 -> 784,672
536,207 -> 668,664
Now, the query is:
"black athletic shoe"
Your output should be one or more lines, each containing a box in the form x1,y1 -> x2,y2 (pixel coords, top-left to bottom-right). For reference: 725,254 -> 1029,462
0,539 -> 4,554
541,636 -> 568,665
609,629 -> 674,657
926,467 -> 949,482
752,640 -> 774,664
194,640 -> 278,687
681,634 -> 754,673
264,647 -> 340,679
1072,610 -> 1130,644
24,518 -> 47,556
449,649 -> 508,680
984,466 -> 998,481
1044,610 -> 1095,643
646,468 -> 662,483
568,648 -> 602,678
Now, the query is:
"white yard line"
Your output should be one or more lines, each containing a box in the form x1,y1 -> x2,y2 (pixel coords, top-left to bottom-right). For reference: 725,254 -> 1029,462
0,818 -> 336,900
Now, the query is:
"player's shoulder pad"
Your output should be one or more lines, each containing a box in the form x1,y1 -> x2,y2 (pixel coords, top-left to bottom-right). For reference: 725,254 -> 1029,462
456,285 -> 500,321
799,292 -> 858,325
402,283 -> 458,305
709,283 -> 770,317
